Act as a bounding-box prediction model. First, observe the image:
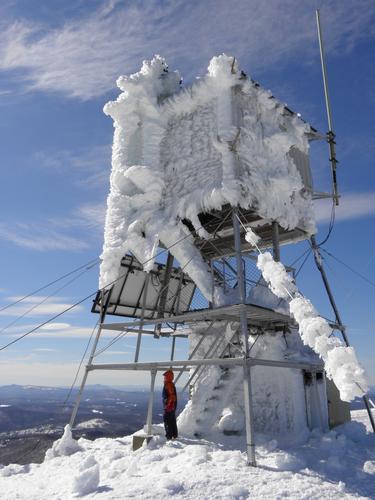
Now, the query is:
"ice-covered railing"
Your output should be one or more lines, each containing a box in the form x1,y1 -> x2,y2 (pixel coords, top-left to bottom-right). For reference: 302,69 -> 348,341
100,54 -> 316,299
244,226 -> 368,402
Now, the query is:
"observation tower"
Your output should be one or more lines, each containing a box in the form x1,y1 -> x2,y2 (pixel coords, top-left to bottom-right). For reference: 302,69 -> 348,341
70,55 -> 369,466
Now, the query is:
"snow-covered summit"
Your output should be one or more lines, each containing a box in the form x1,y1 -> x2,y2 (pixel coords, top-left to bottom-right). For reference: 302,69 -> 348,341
1,411 -> 374,499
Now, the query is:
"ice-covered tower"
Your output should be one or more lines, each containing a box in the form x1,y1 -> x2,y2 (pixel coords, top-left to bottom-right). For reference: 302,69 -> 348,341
99,55 -> 316,301
71,55 -> 368,465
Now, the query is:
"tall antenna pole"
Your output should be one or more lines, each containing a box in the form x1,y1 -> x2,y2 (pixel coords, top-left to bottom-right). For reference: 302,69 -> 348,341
316,9 -> 340,206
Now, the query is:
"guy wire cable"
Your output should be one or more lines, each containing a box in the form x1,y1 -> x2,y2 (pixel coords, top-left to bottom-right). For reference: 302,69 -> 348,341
0,262 -> 99,335
294,248 -> 312,278
0,292 -> 98,352
321,248 -> 375,290
63,320 -> 99,405
0,216 -> 220,352
315,197 -> 336,247
0,257 -> 99,314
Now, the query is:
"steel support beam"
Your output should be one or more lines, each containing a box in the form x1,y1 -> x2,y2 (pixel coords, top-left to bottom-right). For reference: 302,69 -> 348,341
70,289 -> 112,428
170,336 -> 176,361
233,209 -> 256,467
88,357 -> 244,371
101,303 -> 290,332
134,273 -> 150,362
145,369 -> 157,436
272,221 -> 280,262
155,252 -> 174,337
87,357 -> 323,372
174,321 -> 215,384
102,326 -> 187,337
316,9 -> 339,205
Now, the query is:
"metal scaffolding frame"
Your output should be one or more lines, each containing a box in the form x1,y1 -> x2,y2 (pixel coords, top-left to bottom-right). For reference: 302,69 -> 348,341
69,206 -> 328,467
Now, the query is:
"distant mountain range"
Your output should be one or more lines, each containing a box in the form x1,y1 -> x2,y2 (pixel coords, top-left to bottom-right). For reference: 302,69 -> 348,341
0,384 -> 188,465
0,384 -> 372,466
0,384 -> 165,434
0,383 -> 149,401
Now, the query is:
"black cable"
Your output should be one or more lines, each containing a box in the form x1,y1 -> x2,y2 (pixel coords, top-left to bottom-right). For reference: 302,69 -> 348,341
0,219 -> 213,353
316,198 -> 336,247
0,292 -> 97,351
0,263 -> 98,335
0,258 -> 99,313
321,248 -> 375,290
2,211 -> 235,356
63,321 -> 99,405
295,249 -> 312,278
93,328 -> 130,357
290,245 -> 311,268
249,334 -> 260,354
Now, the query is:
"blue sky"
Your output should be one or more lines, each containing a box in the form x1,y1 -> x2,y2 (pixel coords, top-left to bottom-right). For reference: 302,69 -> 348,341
0,0 -> 374,389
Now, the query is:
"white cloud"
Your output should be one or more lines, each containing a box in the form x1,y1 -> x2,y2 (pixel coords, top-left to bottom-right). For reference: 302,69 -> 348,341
0,0 -> 374,99
48,203 -> 106,232
0,296 -> 84,317
0,221 -> 90,251
0,200 -> 105,252
32,347 -> 58,352
0,318 -> 134,339
34,145 -> 111,190
314,192 -> 375,224
0,361 -> 152,386
24,325 -> 96,339
39,322 -> 70,331
100,350 -> 131,356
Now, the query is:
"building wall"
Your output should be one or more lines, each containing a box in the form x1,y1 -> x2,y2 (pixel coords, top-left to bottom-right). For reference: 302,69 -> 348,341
178,327 -> 328,442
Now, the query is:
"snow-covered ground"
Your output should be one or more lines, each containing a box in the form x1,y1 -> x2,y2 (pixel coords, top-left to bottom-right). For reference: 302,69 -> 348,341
1,410 -> 374,499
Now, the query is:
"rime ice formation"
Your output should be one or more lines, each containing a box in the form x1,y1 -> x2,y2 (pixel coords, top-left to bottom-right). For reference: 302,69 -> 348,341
257,251 -> 369,401
100,54 -> 315,298
245,227 -> 261,246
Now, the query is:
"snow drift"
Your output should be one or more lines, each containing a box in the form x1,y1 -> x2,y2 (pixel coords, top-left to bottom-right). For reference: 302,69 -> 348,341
1,411 -> 374,499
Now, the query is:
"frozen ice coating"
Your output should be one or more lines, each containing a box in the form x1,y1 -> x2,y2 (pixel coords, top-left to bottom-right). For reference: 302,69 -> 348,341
256,251 -> 369,401
100,54 -> 316,297
289,294 -> 368,401
245,227 -> 261,246
257,251 -> 297,299
178,325 -> 321,440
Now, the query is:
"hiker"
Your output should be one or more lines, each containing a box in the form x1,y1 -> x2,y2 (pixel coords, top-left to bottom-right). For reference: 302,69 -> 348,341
162,370 -> 178,440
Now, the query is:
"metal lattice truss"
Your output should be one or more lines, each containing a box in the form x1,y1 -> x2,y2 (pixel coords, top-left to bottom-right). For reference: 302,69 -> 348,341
70,208 -> 329,468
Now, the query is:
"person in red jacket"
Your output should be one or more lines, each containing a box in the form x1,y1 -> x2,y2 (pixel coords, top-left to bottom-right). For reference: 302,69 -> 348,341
162,370 -> 178,440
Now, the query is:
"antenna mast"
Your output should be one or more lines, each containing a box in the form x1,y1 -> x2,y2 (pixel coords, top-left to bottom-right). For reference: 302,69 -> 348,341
316,9 -> 340,206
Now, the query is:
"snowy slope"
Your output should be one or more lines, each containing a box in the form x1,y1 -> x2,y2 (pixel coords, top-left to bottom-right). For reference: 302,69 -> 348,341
1,411 -> 374,499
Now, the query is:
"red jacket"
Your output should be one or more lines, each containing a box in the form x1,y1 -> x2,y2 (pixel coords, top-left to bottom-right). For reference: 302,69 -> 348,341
163,370 -> 177,412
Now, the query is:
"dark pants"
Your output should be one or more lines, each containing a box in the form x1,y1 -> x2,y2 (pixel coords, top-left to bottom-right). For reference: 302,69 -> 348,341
163,411 -> 178,439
